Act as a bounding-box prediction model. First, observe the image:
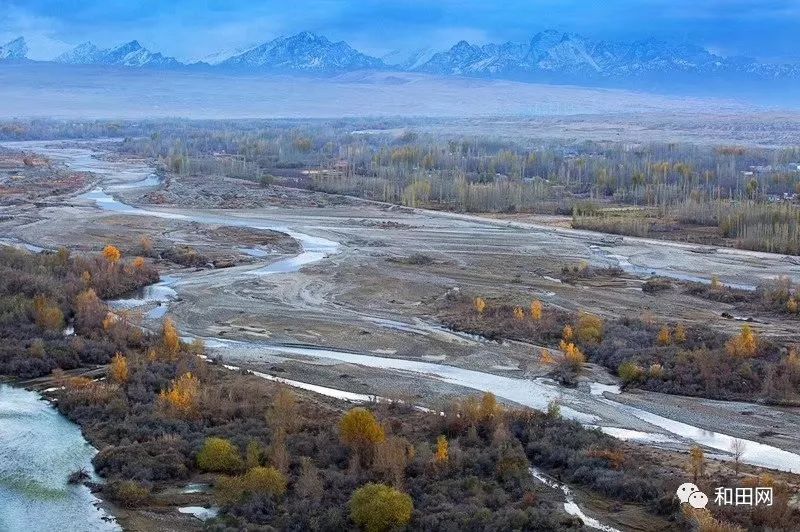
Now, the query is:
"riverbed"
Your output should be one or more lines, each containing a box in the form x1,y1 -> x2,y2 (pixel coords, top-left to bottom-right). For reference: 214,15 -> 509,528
5,139 -> 800,478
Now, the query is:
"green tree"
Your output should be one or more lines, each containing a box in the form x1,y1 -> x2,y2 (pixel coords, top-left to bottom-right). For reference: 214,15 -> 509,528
349,483 -> 413,532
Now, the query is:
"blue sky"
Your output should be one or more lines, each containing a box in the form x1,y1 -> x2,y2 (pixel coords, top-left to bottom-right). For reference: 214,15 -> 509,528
2,0 -> 799,62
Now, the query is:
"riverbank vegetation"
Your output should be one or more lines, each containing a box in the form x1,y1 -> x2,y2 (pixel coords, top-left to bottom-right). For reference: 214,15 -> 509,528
3,118 -> 799,254
0,249 -> 680,530
3,246 -> 799,530
0,245 -> 157,378
441,291 -> 800,404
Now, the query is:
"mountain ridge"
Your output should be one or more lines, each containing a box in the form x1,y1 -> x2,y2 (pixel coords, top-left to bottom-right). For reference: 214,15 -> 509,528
5,31 -> 799,92
0,37 -> 29,61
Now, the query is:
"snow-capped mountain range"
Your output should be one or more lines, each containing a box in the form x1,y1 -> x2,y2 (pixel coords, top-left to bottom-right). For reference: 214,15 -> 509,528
54,40 -> 180,68
2,31 -> 798,85
218,31 -> 382,72
0,37 -> 28,61
418,31 -> 800,81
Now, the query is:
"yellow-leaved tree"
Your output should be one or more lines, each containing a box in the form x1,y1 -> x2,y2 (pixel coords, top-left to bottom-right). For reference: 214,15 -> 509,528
560,340 -> 586,369
474,297 -> 487,314
109,353 -> 129,383
530,299 -> 543,321
340,407 -> 385,466
674,324 -> 687,343
32,295 -> 64,331
161,317 -> 181,360
434,435 -> 448,464
349,483 -> 413,532
159,372 -> 199,417
197,437 -> 243,473
562,324 -> 574,343
726,324 -> 758,357
102,244 -> 121,264
657,326 -> 672,346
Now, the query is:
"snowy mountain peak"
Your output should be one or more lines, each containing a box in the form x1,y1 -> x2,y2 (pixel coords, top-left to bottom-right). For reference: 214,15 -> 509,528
55,42 -> 103,64
220,31 -> 384,73
414,30 -> 800,82
0,37 -> 28,61
55,40 -> 179,68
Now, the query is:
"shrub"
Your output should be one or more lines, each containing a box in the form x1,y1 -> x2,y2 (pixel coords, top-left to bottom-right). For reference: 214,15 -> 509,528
618,361 -> 644,384
197,437 -> 243,473
109,480 -> 150,508
243,466 -> 287,497
642,278 -> 672,293
32,295 -> 64,331
349,483 -> 413,532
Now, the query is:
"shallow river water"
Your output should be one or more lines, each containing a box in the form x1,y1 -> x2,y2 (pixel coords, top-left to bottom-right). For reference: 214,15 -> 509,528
0,384 -> 119,531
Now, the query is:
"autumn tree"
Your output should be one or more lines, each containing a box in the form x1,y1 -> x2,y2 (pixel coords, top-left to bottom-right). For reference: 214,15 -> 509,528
161,317 -> 181,360
32,295 -> 64,331
138,235 -> 154,256
575,312 -> 603,344
197,437 -> 243,473
296,457 -> 323,500
474,297 -> 486,314
349,483 -> 413,532
674,324 -> 688,343
689,445 -> 705,483
159,372 -> 199,418
657,326 -> 672,346
109,353 -> 129,384
434,435 -> 448,464
513,306 -> 525,320
726,324 -> 758,357
340,408 -> 385,466
243,466 -> 287,497
269,427 -> 290,473
539,348 -> 555,365
479,392 -> 500,424
562,324 -> 574,343
102,244 -> 121,264
618,361 -> 643,384
270,385 -> 299,433
374,436 -> 414,487
530,299 -> 543,321
560,340 -> 586,370
648,363 -> 665,380
132,256 -> 146,270
245,440 -> 263,469
74,288 -> 105,333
